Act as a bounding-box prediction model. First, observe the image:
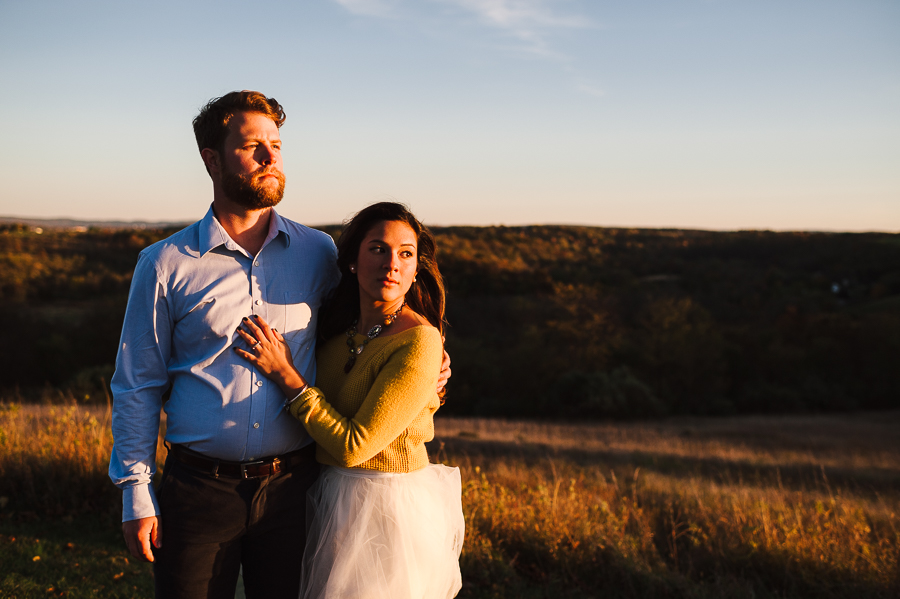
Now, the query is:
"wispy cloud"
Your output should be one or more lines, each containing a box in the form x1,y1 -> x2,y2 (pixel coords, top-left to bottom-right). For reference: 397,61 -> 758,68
332,0 -> 399,18
442,0 -> 591,58
332,0 -> 590,54
330,0 -> 603,96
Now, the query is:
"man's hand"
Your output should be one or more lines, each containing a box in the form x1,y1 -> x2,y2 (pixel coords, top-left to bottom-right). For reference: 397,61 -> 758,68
122,516 -> 162,562
437,347 -> 451,394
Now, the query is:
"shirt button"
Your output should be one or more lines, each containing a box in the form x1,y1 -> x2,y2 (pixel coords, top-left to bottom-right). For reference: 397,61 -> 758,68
254,261 -> 260,267
253,422 -> 260,429
255,299 -> 262,305
256,381 -> 263,387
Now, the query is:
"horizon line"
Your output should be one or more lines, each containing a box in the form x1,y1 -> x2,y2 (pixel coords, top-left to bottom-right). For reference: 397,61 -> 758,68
1,215 -> 897,235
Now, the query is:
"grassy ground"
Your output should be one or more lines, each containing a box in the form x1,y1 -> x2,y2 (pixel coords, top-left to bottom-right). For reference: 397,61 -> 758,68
0,515 -> 152,598
2,403 -> 898,598
437,415 -> 900,598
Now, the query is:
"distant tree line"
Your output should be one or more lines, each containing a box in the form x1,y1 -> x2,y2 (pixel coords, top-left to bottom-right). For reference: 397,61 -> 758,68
1,221 -> 898,418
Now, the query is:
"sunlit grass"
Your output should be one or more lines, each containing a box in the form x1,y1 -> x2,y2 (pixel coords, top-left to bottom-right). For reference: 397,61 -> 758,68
0,402 -> 165,517
1,404 -> 897,598
435,414 -> 900,598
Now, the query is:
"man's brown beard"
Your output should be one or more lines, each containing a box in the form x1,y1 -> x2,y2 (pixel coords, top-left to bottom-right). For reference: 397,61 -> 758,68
221,165 -> 286,210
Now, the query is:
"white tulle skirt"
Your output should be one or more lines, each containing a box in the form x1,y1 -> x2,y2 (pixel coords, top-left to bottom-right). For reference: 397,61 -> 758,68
300,463 -> 465,599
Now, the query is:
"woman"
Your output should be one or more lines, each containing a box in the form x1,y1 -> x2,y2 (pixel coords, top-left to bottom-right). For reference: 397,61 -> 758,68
235,202 -> 464,599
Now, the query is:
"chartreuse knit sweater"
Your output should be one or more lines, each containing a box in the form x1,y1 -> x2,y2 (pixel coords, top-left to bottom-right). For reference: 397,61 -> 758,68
288,325 -> 443,473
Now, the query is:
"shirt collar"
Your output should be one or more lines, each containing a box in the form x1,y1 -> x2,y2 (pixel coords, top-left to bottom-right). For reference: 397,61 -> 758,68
198,205 -> 292,257
268,209 -> 292,249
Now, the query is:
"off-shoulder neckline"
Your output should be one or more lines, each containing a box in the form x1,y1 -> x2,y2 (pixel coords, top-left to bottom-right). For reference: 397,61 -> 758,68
346,323 -> 438,343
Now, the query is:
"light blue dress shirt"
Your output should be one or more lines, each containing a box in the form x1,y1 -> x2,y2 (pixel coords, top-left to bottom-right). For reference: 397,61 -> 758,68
109,206 -> 340,521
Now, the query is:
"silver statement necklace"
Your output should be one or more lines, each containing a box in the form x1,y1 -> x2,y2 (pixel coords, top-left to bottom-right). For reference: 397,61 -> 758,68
344,302 -> 405,373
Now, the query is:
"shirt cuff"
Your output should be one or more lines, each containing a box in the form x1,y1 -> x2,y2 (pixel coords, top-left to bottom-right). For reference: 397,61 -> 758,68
122,483 -> 161,522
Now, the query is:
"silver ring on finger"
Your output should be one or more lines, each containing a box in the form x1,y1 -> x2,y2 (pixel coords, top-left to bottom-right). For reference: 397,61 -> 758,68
251,342 -> 261,351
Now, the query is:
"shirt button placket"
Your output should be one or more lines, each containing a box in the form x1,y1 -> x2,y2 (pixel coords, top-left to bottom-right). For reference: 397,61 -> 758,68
248,256 -> 267,456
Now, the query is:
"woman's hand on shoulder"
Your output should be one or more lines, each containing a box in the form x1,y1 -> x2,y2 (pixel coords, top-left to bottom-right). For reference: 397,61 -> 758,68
234,315 -> 307,393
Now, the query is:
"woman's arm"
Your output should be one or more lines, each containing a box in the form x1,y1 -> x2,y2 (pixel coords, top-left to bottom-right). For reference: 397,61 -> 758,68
233,315 -> 309,400
290,327 -> 442,467
235,315 -> 450,400
235,315 -> 443,467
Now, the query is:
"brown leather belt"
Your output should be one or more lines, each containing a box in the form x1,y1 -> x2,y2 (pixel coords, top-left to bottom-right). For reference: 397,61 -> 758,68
170,443 -> 315,479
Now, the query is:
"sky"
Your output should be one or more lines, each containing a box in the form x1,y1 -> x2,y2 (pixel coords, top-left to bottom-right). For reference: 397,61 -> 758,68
1,0 -> 898,231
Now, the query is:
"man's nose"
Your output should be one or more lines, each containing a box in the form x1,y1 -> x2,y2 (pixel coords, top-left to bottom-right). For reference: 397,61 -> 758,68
258,144 -> 276,165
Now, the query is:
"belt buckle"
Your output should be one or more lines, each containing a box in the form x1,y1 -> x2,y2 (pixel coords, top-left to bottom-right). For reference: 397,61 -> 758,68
240,460 -> 265,479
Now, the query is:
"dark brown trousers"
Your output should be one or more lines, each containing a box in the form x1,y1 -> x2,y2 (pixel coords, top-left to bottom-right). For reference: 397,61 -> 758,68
152,450 -> 320,599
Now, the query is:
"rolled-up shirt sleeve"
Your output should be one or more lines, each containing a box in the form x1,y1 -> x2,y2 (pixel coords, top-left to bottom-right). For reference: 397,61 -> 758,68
109,252 -> 172,522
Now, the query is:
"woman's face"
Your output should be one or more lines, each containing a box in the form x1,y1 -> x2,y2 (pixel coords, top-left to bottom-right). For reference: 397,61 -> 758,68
352,220 -> 418,307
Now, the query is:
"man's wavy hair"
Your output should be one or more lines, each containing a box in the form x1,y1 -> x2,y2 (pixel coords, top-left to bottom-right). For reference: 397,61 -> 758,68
318,202 -> 447,343
192,90 -> 285,157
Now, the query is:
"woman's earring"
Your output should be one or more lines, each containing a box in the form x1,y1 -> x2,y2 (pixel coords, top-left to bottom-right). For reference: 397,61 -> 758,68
349,266 -> 356,273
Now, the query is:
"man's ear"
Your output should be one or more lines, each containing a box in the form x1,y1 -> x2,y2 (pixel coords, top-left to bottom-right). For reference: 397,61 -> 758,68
200,148 -> 221,176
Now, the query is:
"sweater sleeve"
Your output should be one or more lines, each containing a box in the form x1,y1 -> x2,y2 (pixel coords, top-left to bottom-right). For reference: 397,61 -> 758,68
289,327 -> 443,468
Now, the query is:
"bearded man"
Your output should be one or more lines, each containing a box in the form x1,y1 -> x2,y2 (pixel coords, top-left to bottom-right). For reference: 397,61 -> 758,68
109,91 -> 448,598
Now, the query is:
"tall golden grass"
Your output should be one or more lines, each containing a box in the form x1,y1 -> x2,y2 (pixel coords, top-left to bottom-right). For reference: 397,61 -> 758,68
1,403 -> 897,597
0,402 -> 165,517
436,416 -> 900,597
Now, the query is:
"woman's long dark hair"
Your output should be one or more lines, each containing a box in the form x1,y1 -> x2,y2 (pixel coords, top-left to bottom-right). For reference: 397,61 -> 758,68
318,202 -> 447,342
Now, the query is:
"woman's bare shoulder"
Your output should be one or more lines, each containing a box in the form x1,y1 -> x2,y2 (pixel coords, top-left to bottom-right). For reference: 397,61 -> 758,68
384,309 -> 437,338
380,308 -> 442,344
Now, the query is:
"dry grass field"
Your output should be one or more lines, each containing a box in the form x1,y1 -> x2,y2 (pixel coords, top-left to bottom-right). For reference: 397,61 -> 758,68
435,415 -> 900,597
1,402 -> 898,598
